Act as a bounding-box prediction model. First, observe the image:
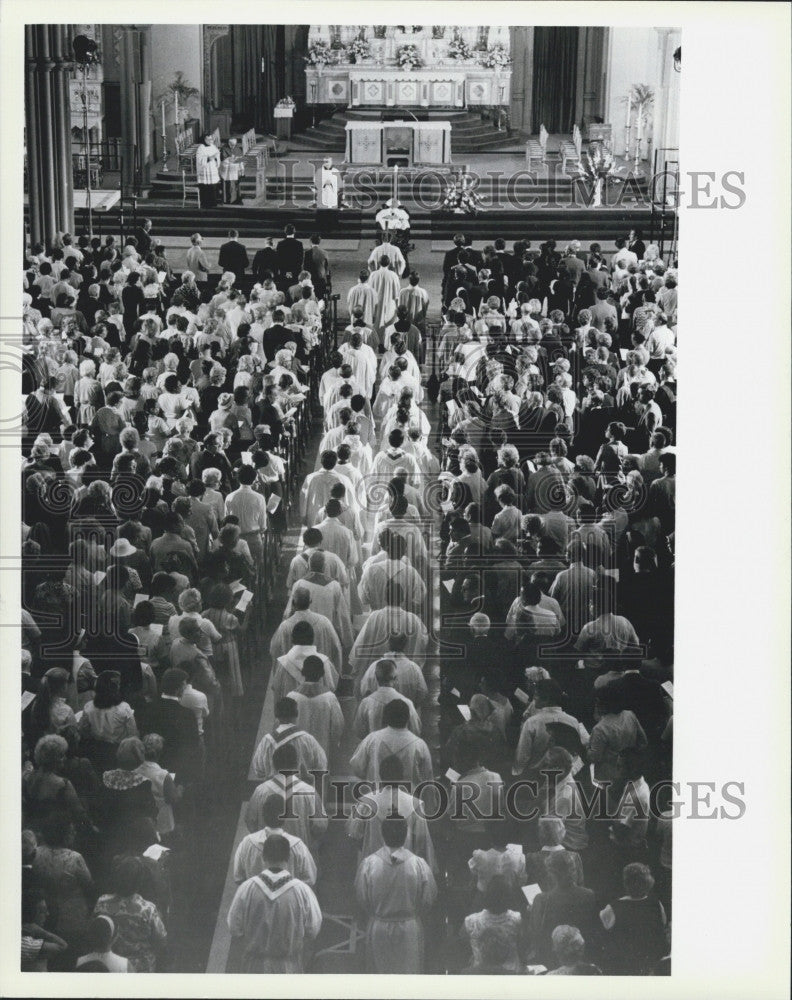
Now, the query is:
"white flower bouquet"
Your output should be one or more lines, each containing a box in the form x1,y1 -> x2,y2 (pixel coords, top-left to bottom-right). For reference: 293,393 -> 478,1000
478,44 -> 512,68
396,44 -> 422,70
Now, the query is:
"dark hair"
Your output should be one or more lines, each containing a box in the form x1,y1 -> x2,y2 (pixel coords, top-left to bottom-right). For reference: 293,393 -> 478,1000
380,815 -> 408,848
382,699 -> 409,729
93,670 -> 123,709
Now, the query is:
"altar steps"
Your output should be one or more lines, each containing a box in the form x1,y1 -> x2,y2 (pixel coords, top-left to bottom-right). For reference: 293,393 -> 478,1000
72,202 -> 653,246
286,110 -> 526,154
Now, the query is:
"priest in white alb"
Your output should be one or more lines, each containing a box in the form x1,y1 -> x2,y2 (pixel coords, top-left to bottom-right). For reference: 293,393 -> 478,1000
349,699 -> 433,785
354,816 -> 437,973
228,832 -> 322,972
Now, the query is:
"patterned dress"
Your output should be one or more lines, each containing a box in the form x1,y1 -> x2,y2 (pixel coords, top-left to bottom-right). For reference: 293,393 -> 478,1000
203,606 -> 244,697
93,892 -> 167,972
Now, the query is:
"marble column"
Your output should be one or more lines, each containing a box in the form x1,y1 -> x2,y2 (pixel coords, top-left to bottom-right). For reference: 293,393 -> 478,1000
25,26 -> 74,247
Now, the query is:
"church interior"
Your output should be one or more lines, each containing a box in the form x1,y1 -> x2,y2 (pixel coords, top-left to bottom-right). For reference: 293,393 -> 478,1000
20,20 -> 681,979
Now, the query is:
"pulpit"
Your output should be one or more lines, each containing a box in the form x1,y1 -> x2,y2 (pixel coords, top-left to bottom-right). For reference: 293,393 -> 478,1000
273,104 -> 294,140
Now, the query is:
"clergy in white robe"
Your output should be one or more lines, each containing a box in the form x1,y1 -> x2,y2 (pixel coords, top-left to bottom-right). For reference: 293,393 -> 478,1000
368,260 -> 401,340
339,335 -> 377,398
347,760 -> 436,871
367,234 -> 406,275
358,649 -> 429,708
269,608 -> 342,679
234,794 -> 317,885
349,700 -> 433,785
317,157 -> 340,210
349,593 -> 429,675
370,502 -> 429,578
299,460 -> 344,526
378,345 -> 421,386
325,374 -> 365,412
318,357 -> 344,411
370,432 -> 422,487
334,450 -> 365,492
373,369 -> 422,420
283,557 -> 354,651
347,273 -> 378,328
246,749 -> 328,849
286,532 -> 349,595
354,819 -> 437,974
195,136 -> 221,209
250,695 -> 328,783
228,836 -> 322,973
316,418 -> 353,461
290,660 -> 345,759
354,663 -> 421,738
358,532 -> 426,613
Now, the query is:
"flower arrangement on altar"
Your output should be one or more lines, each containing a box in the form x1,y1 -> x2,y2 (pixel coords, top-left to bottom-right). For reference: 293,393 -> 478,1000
578,144 -> 621,206
432,26 -> 447,39
396,26 -> 425,34
305,40 -> 337,67
346,37 -> 371,62
276,96 -> 296,110
440,171 -> 484,215
447,34 -> 474,61
396,44 -> 423,70
478,44 -> 512,69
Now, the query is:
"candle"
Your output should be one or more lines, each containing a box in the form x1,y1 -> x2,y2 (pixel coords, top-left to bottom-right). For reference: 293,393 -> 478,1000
161,100 -> 166,136
174,92 -> 179,127
625,93 -> 631,128
393,163 -> 398,203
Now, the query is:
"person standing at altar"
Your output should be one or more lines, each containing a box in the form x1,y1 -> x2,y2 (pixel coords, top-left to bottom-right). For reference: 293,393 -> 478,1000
368,256 -> 402,346
317,157 -> 342,212
219,137 -> 245,205
276,225 -> 305,293
195,134 -> 221,209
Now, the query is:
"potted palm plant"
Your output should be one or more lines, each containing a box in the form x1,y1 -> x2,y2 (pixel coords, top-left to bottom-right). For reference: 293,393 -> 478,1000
161,71 -> 200,127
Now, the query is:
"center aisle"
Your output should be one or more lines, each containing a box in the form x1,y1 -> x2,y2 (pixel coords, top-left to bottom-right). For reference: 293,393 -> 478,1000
206,321 -> 444,974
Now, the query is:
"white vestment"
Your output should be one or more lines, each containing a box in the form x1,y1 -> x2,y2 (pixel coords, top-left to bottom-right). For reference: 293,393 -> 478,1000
233,827 -> 318,886
195,142 -> 220,185
354,846 -> 437,973
348,786 -> 436,870
349,726 -> 433,785
227,869 -> 322,973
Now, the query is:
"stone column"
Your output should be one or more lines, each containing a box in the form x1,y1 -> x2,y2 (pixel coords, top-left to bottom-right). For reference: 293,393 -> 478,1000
51,26 -> 75,235
25,26 -> 74,247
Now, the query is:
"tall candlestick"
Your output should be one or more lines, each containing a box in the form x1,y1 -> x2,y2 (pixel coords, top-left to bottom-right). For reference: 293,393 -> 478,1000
625,93 -> 631,128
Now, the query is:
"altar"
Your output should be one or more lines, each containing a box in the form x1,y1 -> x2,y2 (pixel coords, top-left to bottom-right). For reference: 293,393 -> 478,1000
305,25 -> 512,109
345,120 -> 451,166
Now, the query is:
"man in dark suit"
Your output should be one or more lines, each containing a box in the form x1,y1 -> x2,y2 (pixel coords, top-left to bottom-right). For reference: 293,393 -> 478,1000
493,238 -> 515,291
134,218 -> 153,257
218,229 -> 250,283
261,308 -> 291,362
441,233 -> 466,301
275,224 -> 305,290
136,667 -> 202,784
304,234 -> 331,300
627,228 -> 646,260
251,237 -> 278,283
